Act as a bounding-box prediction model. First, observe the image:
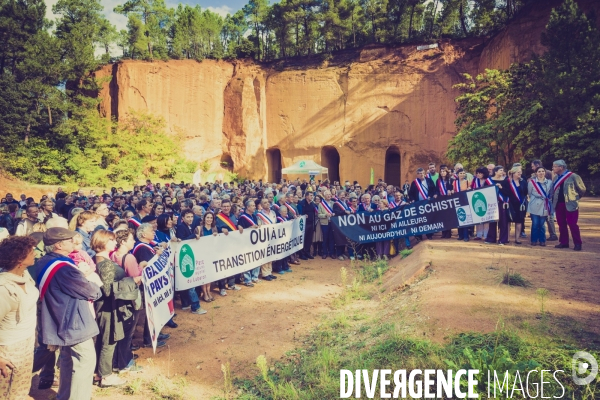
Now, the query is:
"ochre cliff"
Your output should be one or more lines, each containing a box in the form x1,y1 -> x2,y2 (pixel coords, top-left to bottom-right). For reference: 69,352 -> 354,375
95,0 -> 599,185
96,41 -> 480,185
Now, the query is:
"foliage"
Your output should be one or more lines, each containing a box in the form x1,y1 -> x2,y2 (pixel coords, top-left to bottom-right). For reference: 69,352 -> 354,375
111,0 -> 536,63
448,0 -> 600,177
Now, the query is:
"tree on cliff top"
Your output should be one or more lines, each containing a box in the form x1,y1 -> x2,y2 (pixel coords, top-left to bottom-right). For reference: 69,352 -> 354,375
448,0 -> 600,176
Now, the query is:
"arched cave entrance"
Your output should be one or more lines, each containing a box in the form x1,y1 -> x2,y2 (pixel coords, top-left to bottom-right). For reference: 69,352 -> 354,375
384,146 -> 401,187
220,154 -> 234,171
321,146 -> 340,183
266,148 -> 282,183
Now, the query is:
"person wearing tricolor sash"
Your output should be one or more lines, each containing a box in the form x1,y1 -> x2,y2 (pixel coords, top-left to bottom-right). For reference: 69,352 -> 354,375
528,166 -> 554,246
486,166 -> 510,245
35,228 -> 102,400
357,193 -> 374,213
507,167 -> 528,245
437,168 -> 453,239
283,193 -> 302,265
332,190 -> 352,260
134,223 -> 175,348
257,199 -> 278,281
299,192 -> 318,260
318,190 -> 337,260
471,167 -> 493,241
274,207 -> 293,274
389,191 -> 413,251
530,160 -> 557,241
408,168 -> 437,241
127,199 -> 152,231
215,200 -> 244,295
238,200 -> 261,286
551,160 -> 586,251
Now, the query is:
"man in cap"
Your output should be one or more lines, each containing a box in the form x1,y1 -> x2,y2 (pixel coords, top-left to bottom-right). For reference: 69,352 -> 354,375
551,160 -> 586,251
33,228 -> 102,398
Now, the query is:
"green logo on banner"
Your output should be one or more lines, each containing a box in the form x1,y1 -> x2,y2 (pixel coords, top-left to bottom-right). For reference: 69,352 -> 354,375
299,161 -> 306,168
179,244 -> 195,278
457,208 -> 467,222
299,218 -> 304,231
472,192 -> 488,217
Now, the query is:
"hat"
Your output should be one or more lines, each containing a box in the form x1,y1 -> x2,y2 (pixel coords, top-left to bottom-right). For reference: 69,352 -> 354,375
43,228 -> 77,246
141,215 -> 158,223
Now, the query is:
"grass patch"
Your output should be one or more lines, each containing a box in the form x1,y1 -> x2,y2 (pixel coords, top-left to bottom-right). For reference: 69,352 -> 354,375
149,374 -> 188,399
501,270 -> 531,287
234,250 -> 598,400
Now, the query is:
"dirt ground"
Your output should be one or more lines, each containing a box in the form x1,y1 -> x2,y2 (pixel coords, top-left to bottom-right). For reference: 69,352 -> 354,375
27,199 -> 600,399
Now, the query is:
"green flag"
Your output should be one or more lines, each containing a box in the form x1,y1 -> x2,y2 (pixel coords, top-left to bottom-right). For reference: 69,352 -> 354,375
370,168 -> 374,185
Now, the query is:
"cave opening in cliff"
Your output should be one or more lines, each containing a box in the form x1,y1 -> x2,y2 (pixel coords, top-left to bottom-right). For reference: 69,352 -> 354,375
220,154 -> 234,171
266,148 -> 282,183
384,147 -> 401,187
320,146 -> 340,183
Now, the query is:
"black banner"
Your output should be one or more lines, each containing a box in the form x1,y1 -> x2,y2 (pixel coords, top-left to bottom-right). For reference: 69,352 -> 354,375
330,186 -> 499,244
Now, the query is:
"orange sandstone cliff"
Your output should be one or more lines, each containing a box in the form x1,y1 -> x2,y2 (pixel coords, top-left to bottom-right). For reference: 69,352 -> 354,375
95,0 -> 600,185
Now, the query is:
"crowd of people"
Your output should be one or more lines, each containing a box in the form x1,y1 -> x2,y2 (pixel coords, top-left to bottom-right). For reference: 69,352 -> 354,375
0,158 -> 587,399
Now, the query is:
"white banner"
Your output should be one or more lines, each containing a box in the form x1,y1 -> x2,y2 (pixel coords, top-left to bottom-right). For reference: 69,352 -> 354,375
457,186 -> 500,226
174,216 -> 306,291
142,243 -> 176,353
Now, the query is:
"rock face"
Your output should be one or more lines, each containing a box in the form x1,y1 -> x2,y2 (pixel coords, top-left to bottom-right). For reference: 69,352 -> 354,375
97,42 -> 478,185
96,0 -> 598,185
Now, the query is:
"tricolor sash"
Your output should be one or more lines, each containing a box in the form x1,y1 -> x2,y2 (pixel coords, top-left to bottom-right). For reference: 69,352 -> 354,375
349,204 -> 357,213
321,200 -> 334,215
438,179 -> 448,196
276,215 -> 287,223
217,213 -> 237,231
532,180 -> 552,214
472,178 -> 493,189
257,211 -> 273,225
273,203 -> 280,211
132,242 -> 155,256
415,179 -> 428,200
553,171 -> 573,192
284,203 -> 297,217
334,199 -> 349,211
510,179 -> 525,206
453,179 -> 466,193
389,200 -> 397,208
128,217 -> 141,228
37,257 -> 78,300
239,213 -> 257,226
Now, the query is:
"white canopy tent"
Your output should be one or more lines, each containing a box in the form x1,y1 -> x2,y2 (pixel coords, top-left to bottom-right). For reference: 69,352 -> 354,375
281,160 -> 328,179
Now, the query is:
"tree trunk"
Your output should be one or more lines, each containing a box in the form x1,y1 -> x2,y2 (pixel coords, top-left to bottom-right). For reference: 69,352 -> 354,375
25,123 -> 30,144
429,0 -> 438,38
409,5 -> 415,39
459,1 -> 468,36
47,104 -> 52,125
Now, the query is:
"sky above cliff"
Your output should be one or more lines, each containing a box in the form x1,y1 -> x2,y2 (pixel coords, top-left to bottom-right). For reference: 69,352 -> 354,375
45,0 -> 243,32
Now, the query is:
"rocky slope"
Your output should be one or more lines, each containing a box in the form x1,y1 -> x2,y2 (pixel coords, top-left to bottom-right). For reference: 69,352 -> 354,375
95,0 -> 599,184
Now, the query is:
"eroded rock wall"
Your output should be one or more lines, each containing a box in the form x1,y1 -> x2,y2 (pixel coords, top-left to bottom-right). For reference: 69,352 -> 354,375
98,41 -> 479,184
